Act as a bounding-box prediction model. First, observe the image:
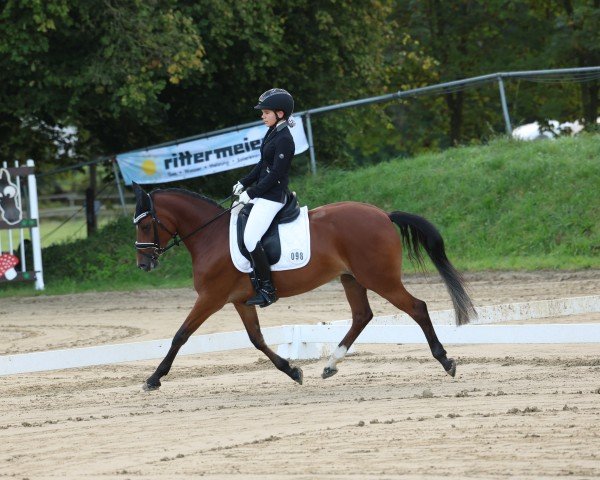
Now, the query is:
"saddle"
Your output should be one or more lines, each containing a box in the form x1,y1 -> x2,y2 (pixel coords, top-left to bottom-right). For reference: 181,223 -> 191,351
236,192 -> 301,265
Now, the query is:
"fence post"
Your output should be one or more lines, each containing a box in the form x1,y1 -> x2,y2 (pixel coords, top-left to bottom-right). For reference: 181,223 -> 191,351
304,113 -> 317,175
112,158 -> 127,214
15,161 -> 25,269
497,75 -> 512,135
26,159 -> 44,290
86,164 -> 97,236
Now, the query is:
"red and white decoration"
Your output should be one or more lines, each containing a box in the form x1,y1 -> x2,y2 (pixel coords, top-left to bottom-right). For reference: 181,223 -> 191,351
0,253 -> 19,280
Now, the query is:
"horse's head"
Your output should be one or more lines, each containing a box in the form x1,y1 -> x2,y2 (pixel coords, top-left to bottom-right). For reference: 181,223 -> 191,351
0,169 -> 22,225
132,182 -> 178,272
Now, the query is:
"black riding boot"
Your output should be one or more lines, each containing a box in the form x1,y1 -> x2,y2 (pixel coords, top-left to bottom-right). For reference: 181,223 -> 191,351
246,242 -> 278,308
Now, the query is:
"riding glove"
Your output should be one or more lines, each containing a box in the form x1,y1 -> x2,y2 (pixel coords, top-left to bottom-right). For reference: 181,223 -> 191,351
232,182 -> 244,196
238,191 -> 251,204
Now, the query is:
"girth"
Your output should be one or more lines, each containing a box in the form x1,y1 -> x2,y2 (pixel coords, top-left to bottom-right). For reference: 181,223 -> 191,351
237,192 -> 301,265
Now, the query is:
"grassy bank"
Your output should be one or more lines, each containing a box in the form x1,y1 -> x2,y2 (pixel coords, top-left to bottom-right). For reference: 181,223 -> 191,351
294,134 -> 600,270
2,134 -> 598,296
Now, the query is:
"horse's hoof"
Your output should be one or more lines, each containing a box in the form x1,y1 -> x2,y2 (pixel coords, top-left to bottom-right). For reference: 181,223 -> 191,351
291,366 -> 303,385
322,367 -> 338,379
445,358 -> 457,378
142,380 -> 161,391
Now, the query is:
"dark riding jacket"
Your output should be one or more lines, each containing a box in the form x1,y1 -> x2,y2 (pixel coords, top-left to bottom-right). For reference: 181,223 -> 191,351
240,122 -> 294,203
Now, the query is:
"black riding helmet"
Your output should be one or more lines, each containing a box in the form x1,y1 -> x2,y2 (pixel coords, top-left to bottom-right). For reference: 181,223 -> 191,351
254,88 -> 294,119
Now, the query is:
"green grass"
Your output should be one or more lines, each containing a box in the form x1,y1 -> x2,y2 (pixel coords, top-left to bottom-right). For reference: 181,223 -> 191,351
293,134 -> 600,270
1,134 -> 598,297
10,215 -> 119,247
0,216 -> 195,297
40,219 -> 88,244
39,218 -> 116,246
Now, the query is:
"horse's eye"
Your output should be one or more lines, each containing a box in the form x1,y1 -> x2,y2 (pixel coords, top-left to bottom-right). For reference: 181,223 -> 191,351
3,186 -> 16,198
141,223 -> 151,232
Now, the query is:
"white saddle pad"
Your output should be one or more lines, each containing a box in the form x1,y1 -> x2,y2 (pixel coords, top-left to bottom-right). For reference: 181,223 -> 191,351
229,203 -> 311,273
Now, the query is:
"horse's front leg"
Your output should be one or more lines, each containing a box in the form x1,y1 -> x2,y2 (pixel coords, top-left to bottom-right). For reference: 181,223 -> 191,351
143,295 -> 225,391
234,303 -> 303,385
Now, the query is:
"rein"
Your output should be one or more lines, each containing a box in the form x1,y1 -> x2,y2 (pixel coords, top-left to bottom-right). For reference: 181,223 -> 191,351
134,193 -> 234,260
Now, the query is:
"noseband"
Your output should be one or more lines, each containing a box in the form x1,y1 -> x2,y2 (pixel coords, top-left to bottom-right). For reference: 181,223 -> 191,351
134,192 -> 234,262
133,193 -> 179,263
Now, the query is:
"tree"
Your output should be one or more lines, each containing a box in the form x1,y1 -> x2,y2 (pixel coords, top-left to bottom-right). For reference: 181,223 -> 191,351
548,0 -> 600,128
390,0 -> 551,145
0,0 -> 204,167
161,0 -> 394,169
0,0 -> 394,177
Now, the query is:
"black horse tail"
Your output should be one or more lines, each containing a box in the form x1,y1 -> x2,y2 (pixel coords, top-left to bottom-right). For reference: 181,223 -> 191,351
388,211 -> 476,326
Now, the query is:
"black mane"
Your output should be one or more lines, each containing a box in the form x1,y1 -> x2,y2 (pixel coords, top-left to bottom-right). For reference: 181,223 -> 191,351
150,187 -> 224,210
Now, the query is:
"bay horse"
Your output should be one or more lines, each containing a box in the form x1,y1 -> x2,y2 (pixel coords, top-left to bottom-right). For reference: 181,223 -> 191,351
132,183 -> 475,390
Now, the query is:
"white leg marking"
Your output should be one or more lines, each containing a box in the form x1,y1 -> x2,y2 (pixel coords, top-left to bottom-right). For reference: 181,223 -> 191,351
326,345 -> 348,370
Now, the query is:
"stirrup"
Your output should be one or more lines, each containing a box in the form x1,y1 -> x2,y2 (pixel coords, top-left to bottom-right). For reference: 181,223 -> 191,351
246,283 -> 278,308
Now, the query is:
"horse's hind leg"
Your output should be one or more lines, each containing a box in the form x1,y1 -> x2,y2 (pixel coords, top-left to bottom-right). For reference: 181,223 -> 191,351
234,303 -> 303,385
376,280 -> 456,377
322,274 -> 373,379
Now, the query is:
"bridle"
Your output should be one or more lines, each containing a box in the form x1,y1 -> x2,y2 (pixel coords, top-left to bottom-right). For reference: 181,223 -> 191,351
134,192 -> 234,263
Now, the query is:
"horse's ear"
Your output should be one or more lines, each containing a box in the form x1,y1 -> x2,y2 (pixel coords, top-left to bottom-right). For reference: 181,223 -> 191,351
132,181 -> 151,215
132,182 -> 146,202
132,181 -> 144,195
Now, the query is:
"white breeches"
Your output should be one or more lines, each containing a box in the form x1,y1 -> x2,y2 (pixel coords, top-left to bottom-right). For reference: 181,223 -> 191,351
243,197 -> 285,252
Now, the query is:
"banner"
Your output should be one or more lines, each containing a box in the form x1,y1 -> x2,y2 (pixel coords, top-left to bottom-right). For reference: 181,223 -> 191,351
116,119 -> 309,185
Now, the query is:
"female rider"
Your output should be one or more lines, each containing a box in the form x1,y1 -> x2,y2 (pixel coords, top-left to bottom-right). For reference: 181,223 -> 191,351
232,88 -> 296,307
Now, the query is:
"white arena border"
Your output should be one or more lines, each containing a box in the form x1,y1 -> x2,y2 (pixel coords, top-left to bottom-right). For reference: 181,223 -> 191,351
1,296 -> 599,377
332,294 -> 600,326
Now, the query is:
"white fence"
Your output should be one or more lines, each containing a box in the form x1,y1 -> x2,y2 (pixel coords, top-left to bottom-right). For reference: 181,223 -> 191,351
1,296 -> 599,377
0,159 -> 44,290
